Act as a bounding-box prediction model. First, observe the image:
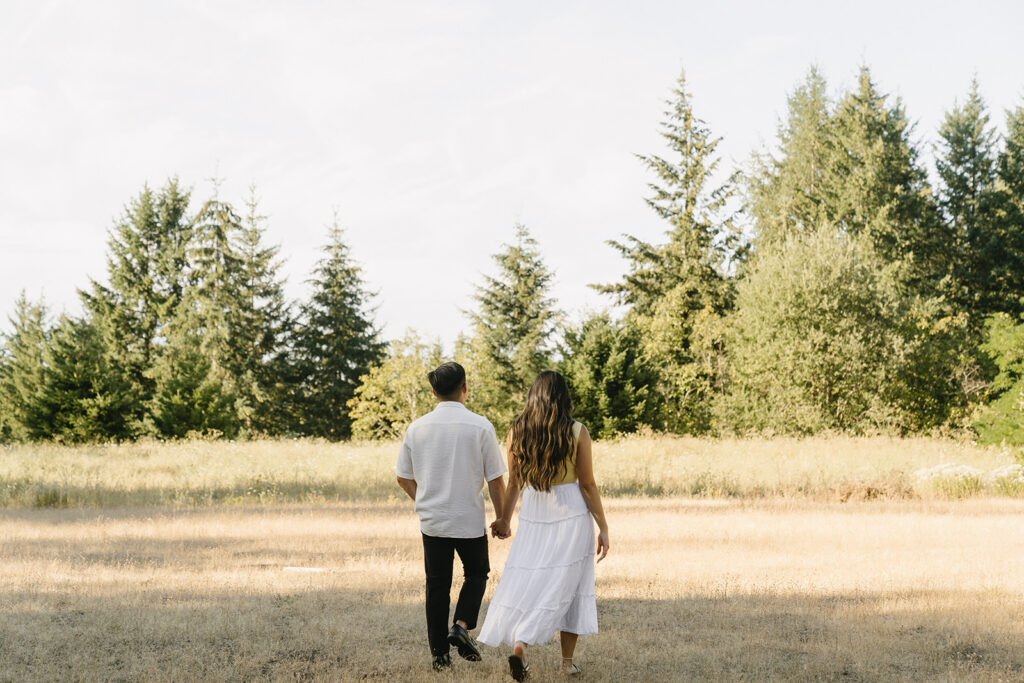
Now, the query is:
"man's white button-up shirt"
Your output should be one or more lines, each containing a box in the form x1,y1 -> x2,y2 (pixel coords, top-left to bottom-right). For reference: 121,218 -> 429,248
396,401 -> 507,538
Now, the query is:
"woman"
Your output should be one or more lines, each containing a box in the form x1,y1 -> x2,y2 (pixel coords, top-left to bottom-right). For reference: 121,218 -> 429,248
478,370 -> 610,680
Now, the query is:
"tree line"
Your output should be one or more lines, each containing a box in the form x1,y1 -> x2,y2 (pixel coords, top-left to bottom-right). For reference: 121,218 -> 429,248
3,65 -> 1024,444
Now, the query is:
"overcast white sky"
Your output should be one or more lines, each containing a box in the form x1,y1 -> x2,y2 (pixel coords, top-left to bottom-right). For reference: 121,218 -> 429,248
3,1 -> 1023,347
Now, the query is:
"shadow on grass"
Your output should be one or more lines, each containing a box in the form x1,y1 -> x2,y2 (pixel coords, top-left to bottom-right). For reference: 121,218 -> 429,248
1,586 -> 1021,681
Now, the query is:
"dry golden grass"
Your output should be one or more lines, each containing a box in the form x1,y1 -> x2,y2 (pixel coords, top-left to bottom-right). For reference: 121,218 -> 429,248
1,435 -> 1021,507
2,498 -> 1024,681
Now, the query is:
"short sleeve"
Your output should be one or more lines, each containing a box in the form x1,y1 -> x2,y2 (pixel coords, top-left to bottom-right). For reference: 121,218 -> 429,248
481,423 -> 507,481
396,430 -> 414,479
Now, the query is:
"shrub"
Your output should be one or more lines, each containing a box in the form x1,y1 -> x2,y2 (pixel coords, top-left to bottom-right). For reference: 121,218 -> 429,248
914,463 -> 984,498
986,464 -> 1024,496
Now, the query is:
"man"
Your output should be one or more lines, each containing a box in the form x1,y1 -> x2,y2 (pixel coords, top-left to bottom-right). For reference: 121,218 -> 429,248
396,361 -> 508,671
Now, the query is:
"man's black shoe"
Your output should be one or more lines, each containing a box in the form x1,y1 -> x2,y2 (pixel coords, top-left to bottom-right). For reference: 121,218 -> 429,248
431,652 -> 451,670
447,624 -> 482,661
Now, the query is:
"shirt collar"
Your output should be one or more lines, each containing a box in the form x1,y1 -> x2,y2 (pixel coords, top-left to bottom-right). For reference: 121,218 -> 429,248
435,401 -> 466,410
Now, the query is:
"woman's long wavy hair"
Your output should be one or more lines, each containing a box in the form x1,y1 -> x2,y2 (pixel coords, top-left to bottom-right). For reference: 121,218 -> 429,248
508,370 -> 576,492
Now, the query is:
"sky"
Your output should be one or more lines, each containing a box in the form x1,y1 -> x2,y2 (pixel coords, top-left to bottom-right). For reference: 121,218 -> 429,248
3,0 -> 1024,348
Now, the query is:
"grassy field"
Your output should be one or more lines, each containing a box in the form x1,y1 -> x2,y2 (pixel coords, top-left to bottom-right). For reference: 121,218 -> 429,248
3,437 -> 1024,680
2,498 -> 1024,680
1,435 -> 1022,508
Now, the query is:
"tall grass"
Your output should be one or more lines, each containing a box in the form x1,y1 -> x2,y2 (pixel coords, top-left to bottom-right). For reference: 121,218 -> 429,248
0,434 -> 1020,508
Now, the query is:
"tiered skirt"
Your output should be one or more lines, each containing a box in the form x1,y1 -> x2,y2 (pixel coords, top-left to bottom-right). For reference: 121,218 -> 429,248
478,482 -> 598,646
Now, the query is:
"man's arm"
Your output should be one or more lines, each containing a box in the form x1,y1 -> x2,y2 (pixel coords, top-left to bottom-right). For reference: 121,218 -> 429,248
487,475 -> 505,528
396,476 -> 417,501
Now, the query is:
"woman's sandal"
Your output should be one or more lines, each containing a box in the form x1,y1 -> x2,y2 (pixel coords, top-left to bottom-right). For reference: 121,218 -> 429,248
508,653 -> 530,681
560,659 -> 582,676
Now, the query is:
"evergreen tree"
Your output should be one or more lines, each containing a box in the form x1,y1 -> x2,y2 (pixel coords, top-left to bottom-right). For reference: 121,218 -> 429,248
822,67 -> 940,288
147,198 -> 247,437
595,70 -> 740,432
231,186 -> 294,434
596,70 -> 741,317
992,103 -> 1024,318
144,320 -> 243,439
293,218 -> 384,439
36,315 -> 136,442
80,179 -> 192,435
0,292 -> 50,441
739,67 -> 975,431
558,313 -> 659,439
348,330 -> 443,440
463,223 -> 559,433
935,80 -> 1004,325
747,67 -> 832,246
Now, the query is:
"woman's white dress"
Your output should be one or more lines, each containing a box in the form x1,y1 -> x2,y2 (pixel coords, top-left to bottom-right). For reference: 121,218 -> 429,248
477,431 -> 598,646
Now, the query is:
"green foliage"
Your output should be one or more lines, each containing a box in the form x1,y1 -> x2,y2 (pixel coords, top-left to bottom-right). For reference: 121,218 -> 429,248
974,313 -> 1024,444
7,67 -> 1024,444
737,66 -> 981,434
751,67 -> 942,292
230,187 -> 294,435
292,219 -> 385,440
143,192 -> 295,438
747,66 -> 832,246
640,285 -> 731,433
822,67 -> 940,288
462,224 -> 559,433
80,179 -> 192,435
348,331 -> 444,440
596,70 -> 741,433
0,293 -> 50,441
147,198 -> 248,438
558,313 -> 660,439
146,319 -> 242,439
991,104 -> 1024,319
719,226 -> 954,434
596,69 -> 742,317
935,80 -> 1008,326
36,315 -> 137,443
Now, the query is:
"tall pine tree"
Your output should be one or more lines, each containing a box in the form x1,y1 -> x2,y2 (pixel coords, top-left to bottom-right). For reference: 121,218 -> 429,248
992,103 -> 1024,319
230,186 -> 294,434
935,80 -> 1004,326
596,70 -> 740,432
462,223 -> 559,433
0,292 -> 50,441
80,179 -> 192,435
293,218 -> 384,439
822,67 -> 941,289
147,197 -> 247,437
747,67 -> 832,246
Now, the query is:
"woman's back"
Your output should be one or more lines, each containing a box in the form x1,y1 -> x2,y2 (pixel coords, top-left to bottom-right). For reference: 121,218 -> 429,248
546,421 -> 582,487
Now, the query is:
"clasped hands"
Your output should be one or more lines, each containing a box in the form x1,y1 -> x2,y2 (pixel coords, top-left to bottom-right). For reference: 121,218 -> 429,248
490,517 -> 511,539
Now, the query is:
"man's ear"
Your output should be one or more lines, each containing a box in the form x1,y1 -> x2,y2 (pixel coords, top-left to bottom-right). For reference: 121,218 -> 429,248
431,388 -> 439,399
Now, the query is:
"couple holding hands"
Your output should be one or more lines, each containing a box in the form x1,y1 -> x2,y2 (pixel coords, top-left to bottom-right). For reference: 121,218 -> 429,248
396,363 -> 610,680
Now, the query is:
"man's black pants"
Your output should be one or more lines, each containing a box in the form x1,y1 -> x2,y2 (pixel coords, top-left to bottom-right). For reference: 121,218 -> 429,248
422,533 -> 489,656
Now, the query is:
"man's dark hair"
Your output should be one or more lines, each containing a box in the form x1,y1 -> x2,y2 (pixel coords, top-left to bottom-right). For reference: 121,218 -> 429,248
428,361 -> 466,399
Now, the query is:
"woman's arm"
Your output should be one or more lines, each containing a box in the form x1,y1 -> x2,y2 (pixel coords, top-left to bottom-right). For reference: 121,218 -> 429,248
575,424 -> 610,562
